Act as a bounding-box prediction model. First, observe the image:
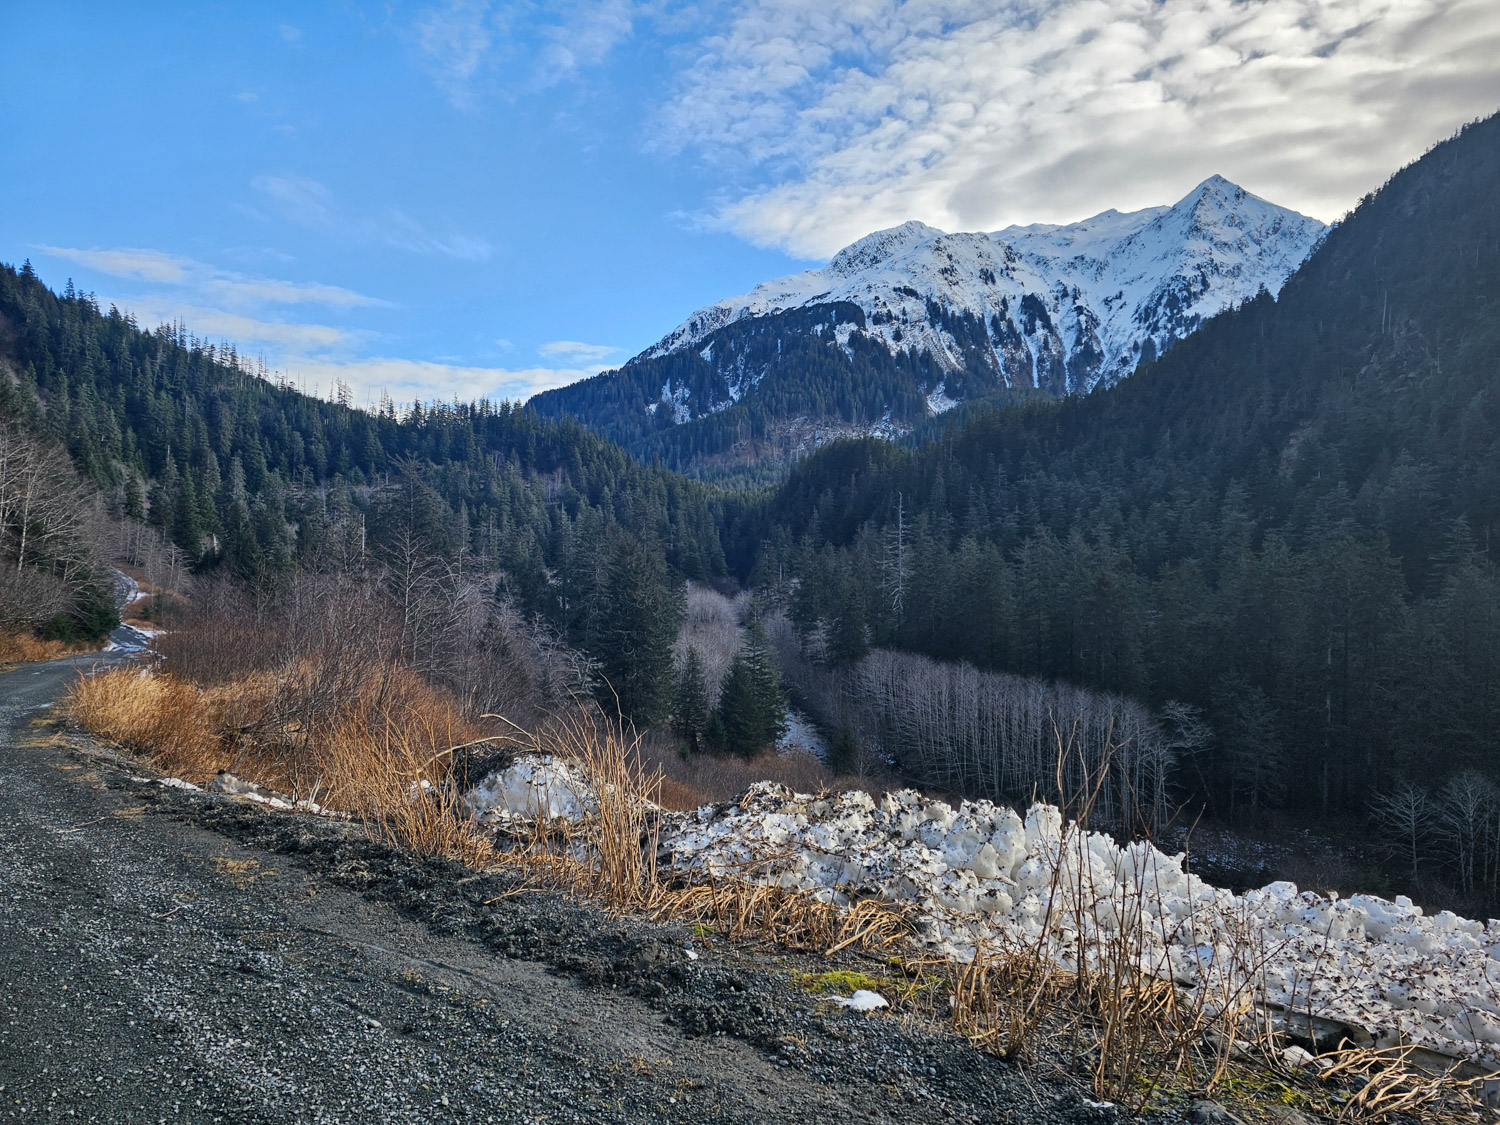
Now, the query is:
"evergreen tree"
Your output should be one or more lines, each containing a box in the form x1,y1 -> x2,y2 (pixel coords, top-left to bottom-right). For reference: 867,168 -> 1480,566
671,646 -> 710,754
829,723 -> 859,775
595,534 -> 679,727
715,619 -> 788,757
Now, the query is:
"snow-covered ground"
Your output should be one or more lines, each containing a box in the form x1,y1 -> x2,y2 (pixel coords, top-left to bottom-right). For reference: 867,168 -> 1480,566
462,755 -> 597,823
467,757 -> 1500,1068
777,708 -> 829,761
106,571 -> 162,653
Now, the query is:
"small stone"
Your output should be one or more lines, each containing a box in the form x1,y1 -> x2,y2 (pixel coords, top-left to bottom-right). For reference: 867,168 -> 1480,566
1189,1100 -> 1246,1125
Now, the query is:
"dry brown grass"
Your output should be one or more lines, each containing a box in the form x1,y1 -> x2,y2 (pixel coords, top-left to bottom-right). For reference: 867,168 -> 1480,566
0,628 -> 97,664
639,734 -> 866,808
655,880 -> 913,955
324,689 -> 496,868
485,707 -> 666,910
67,659 -> 501,865
69,667 -> 220,778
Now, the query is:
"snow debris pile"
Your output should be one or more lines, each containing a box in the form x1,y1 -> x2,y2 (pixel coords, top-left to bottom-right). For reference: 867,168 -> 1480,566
462,754 -> 597,824
460,762 -> 1500,1064
659,783 -> 1500,1066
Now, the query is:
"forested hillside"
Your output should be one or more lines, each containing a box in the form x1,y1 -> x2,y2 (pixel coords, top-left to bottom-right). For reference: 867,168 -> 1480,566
0,262 -> 728,718
745,113 -> 1500,834
529,302 -> 1044,484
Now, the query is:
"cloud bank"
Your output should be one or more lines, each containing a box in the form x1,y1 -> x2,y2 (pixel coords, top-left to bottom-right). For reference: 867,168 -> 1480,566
31,244 -> 583,407
539,339 -> 618,363
655,0 -> 1500,257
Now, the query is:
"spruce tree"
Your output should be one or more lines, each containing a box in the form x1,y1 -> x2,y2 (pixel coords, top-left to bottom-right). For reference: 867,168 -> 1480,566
671,646 -> 710,754
595,534 -> 679,728
715,619 -> 788,757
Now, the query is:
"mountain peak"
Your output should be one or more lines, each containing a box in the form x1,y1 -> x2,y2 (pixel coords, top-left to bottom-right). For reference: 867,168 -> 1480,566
828,220 -> 945,277
1176,174 -> 1248,211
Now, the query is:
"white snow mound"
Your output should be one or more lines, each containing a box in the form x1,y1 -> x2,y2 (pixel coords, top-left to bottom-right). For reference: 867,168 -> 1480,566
838,989 -> 889,1012
463,754 -> 597,823
664,783 -> 1500,1066
463,769 -> 1500,1066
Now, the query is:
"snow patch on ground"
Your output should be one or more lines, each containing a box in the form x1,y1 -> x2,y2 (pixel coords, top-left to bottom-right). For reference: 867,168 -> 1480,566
465,759 -> 1500,1067
925,383 -> 960,415
656,379 -> 692,424
864,408 -> 910,442
777,709 -> 828,761
208,772 -> 328,815
463,754 -> 597,823
155,777 -> 202,792
838,989 -> 889,1012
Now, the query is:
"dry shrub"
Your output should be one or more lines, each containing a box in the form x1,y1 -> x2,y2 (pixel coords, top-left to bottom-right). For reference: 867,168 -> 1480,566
492,706 -> 665,910
657,776 -> 709,811
639,734 -> 866,805
69,667 -> 220,779
0,628 -> 95,664
324,672 -> 494,867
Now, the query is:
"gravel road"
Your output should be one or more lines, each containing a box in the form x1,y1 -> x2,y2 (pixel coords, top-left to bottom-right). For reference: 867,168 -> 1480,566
0,653 -> 1133,1124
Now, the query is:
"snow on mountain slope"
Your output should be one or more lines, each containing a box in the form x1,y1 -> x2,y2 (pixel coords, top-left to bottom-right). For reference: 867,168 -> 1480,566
644,176 -> 1325,401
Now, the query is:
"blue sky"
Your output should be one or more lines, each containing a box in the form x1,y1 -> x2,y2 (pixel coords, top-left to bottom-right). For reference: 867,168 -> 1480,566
3,1 -> 1497,406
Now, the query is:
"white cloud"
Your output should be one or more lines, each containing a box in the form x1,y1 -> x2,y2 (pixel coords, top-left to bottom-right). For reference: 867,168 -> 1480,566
252,174 -> 493,261
657,0 -> 1500,257
407,0 -> 651,101
536,0 -> 639,82
37,245 -> 190,283
79,290 -> 353,357
280,356 -> 593,406
38,248 -> 592,408
164,307 -> 348,351
539,339 -> 618,362
413,0 -> 495,107
203,277 -> 384,308
34,244 -> 383,310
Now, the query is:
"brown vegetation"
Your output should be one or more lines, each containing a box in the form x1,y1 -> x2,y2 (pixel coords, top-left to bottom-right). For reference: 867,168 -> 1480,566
639,732 -> 865,810
0,628 -> 97,664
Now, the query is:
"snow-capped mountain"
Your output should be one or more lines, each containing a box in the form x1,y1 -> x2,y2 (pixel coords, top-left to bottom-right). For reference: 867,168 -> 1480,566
528,176 -> 1326,477
644,175 -> 1325,398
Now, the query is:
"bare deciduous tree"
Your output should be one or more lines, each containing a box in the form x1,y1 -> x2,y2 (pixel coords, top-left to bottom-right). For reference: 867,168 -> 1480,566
0,422 -> 109,630
1369,780 -> 1434,882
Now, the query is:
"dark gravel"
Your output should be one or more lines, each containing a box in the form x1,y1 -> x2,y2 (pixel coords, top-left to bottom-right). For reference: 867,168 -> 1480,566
0,653 -> 1204,1124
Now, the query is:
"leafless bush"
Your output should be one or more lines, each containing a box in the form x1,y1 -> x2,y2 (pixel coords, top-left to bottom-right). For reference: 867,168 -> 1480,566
637,730 -> 865,807
0,566 -> 75,629
674,582 -> 745,702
